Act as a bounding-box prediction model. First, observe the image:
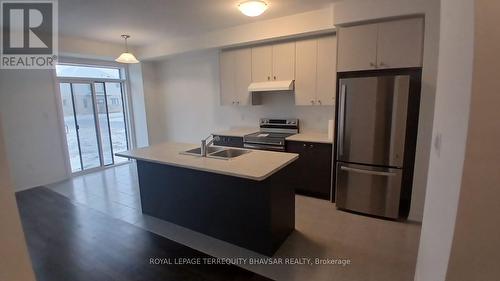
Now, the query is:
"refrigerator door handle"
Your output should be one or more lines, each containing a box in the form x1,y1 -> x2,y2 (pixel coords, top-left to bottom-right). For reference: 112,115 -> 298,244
338,84 -> 346,157
340,166 -> 397,177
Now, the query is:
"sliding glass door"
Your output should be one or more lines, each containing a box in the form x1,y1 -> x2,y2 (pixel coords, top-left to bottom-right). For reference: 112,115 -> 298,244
59,80 -> 129,173
94,82 -> 129,165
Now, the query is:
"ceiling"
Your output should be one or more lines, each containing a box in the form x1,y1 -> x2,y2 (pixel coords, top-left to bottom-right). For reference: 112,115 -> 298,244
59,0 -> 337,47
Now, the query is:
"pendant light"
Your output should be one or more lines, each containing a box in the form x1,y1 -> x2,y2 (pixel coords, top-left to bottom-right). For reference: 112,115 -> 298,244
238,1 -> 268,17
115,35 -> 139,64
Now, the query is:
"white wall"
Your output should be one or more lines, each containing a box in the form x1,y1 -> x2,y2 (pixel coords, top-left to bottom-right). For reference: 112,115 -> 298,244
140,61 -> 168,145
128,63 -> 150,147
0,116 -> 36,281
333,0 -> 440,222
144,49 -> 334,144
0,70 -> 68,191
414,0 -> 475,280
446,1 -> 500,279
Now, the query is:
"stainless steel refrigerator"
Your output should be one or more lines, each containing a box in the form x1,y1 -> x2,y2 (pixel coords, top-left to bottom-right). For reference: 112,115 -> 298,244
335,74 -> 418,219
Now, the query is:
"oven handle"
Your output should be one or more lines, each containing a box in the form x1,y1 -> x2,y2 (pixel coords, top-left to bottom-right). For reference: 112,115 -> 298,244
243,140 -> 283,145
244,143 -> 285,151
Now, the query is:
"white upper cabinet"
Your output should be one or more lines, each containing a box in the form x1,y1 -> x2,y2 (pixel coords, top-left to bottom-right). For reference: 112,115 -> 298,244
251,45 -> 273,82
234,48 -> 252,105
376,18 -> 424,69
337,24 -> 378,72
295,38 -> 317,106
272,42 -> 295,81
252,42 -> 295,82
220,35 -> 337,107
219,50 -> 235,106
316,35 -> 337,106
219,48 -> 252,106
337,18 -> 424,72
295,35 -> 337,106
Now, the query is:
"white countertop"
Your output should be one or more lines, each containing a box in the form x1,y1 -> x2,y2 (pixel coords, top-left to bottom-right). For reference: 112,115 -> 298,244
286,133 -> 333,144
116,142 -> 298,181
213,127 -> 259,137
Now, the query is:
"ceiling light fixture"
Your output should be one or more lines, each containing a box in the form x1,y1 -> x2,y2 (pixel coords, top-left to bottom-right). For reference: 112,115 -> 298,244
238,0 -> 268,17
115,35 -> 139,64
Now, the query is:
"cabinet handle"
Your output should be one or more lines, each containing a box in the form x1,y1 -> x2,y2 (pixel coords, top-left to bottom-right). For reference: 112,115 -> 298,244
311,100 -> 315,105
317,100 -> 322,105
309,144 -> 314,148
273,76 -> 276,80
303,144 -> 307,147
370,62 -> 377,68
267,76 -> 270,80
236,101 -> 240,104
379,62 -> 386,67
232,101 -> 235,104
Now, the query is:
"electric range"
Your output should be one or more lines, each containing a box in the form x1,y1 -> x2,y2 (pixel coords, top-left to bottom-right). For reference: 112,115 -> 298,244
243,118 -> 299,151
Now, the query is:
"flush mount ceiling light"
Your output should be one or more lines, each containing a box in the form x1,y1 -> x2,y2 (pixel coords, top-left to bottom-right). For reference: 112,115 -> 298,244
238,0 -> 268,17
115,35 -> 139,64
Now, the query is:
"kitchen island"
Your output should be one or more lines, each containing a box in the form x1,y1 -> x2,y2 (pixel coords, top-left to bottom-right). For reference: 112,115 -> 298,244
116,142 -> 298,256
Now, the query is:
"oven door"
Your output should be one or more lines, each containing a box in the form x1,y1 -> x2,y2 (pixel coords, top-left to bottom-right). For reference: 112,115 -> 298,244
335,162 -> 403,219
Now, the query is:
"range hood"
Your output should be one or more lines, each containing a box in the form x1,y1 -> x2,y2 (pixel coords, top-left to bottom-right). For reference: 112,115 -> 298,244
248,80 -> 294,92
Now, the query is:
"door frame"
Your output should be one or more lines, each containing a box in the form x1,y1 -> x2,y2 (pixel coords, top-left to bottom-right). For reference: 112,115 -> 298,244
54,61 -> 135,177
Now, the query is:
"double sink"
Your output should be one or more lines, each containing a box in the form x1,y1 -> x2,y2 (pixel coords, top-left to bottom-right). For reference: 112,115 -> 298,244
180,146 -> 251,160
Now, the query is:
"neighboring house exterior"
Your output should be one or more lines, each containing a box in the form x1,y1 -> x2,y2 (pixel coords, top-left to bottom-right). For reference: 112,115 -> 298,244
61,83 -> 124,117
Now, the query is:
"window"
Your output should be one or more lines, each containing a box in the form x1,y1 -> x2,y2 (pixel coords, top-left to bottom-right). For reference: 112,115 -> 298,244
56,64 -> 121,79
56,63 -> 130,173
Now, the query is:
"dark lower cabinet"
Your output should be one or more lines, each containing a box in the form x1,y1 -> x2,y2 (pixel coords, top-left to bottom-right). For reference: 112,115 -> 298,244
213,135 -> 244,148
285,141 -> 333,200
213,137 -> 333,200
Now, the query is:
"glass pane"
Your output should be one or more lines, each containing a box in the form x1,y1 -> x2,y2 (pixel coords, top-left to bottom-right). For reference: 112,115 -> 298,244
56,64 -> 121,79
94,83 -> 113,166
105,82 -> 129,164
59,83 -> 82,172
72,83 -> 101,170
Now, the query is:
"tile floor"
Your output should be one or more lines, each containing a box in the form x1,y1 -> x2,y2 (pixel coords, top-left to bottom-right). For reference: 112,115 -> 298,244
47,162 -> 422,281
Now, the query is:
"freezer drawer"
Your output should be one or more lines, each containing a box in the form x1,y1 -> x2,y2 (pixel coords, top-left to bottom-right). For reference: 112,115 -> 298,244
337,75 -> 409,167
335,162 -> 403,219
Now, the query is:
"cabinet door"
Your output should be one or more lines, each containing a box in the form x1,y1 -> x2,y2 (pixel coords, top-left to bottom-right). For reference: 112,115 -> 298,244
234,48 -> 252,106
219,50 -> 235,106
285,141 -> 332,200
316,35 -> 337,106
337,24 -> 378,72
285,141 -> 310,193
377,18 -> 424,69
307,142 -> 333,200
251,45 -> 273,82
295,38 -> 317,106
272,42 -> 295,80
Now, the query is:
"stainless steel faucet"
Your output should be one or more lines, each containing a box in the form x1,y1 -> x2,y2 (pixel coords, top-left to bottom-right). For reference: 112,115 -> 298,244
201,134 -> 220,157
